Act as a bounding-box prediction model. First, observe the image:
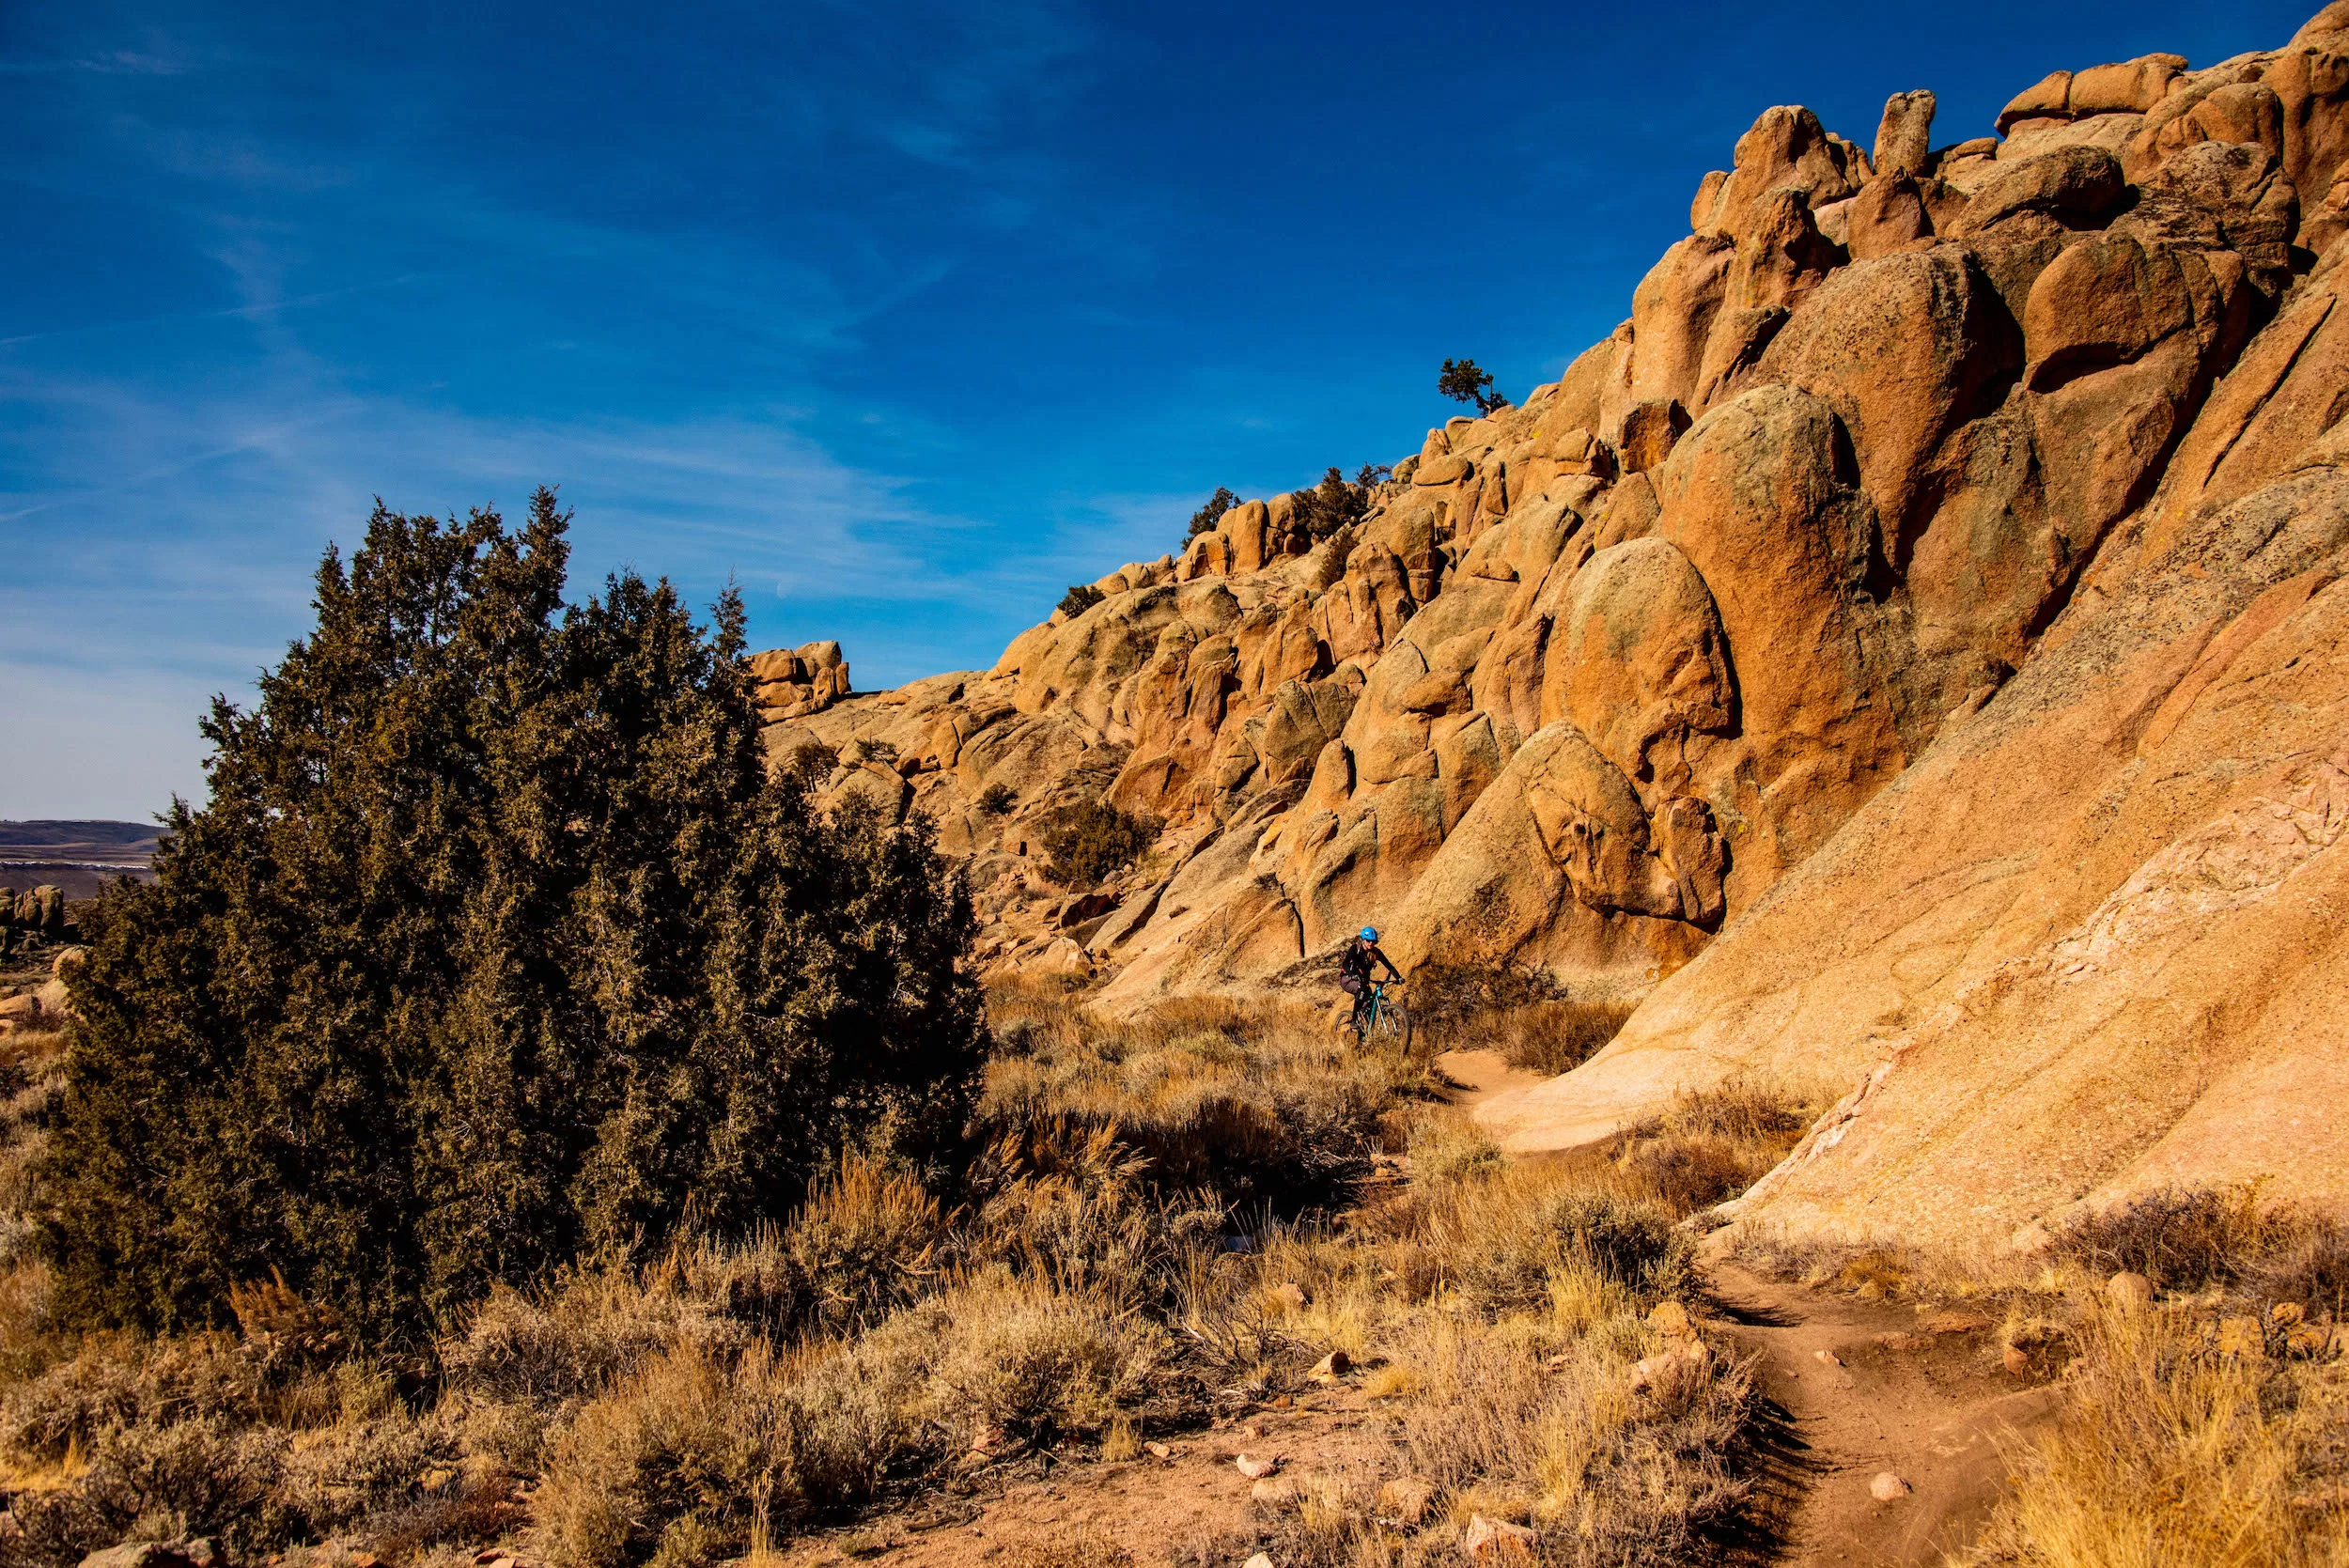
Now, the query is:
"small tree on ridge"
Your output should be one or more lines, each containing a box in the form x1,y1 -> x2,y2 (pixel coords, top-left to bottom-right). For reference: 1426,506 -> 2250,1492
1439,357 -> 1510,414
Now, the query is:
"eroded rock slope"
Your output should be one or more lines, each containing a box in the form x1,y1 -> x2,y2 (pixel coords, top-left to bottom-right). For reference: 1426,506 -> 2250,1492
767,7 -> 2349,1241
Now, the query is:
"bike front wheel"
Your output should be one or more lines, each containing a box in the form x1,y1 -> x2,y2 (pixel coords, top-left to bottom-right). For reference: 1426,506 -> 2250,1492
1371,1000 -> 1412,1051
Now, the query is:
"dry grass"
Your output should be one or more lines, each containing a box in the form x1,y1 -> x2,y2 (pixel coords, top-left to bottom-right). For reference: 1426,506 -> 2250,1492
1172,1111 -> 1746,1567
1964,1294 -> 2349,1567
1404,1114 -> 1503,1187
1382,1312 -> 1749,1566
0,984 -> 1766,1568
534,1337 -> 912,1568
1405,965 -> 1636,1076
981,986 -> 1423,1210
1610,1077 -> 1828,1215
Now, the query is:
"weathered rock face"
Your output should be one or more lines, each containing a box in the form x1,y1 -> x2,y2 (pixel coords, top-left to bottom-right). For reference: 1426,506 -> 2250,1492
769,9 -> 2349,1244
747,641 -> 850,722
1,886 -> 68,938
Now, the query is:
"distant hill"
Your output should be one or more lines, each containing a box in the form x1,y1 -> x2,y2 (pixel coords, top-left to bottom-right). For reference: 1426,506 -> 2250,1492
0,821 -> 160,898
0,821 -> 159,862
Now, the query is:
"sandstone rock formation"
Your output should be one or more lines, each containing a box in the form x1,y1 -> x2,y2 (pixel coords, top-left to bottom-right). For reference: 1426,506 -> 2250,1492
770,8 -> 2349,1244
0,945 -> 81,1036
746,641 -> 849,722
0,886 -> 68,938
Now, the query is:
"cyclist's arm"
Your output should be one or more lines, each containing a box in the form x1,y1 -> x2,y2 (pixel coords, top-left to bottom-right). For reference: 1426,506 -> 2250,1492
1369,944 -> 1400,980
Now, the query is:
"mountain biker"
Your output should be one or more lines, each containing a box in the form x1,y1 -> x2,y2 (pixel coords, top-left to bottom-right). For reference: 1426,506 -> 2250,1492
1339,925 -> 1400,1033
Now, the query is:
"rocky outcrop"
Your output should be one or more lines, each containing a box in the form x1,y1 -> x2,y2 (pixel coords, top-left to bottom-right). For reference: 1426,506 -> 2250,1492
1,886 -> 67,938
748,641 -> 850,722
0,945 -> 83,1035
770,8 -> 2349,1246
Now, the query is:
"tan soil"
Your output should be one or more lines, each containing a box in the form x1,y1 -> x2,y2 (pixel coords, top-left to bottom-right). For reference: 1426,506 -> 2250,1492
754,1048 -> 2057,1566
1431,1048 -> 1547,1110
1701,1260 -> 2062,1567
770,1388 -> 1399,1566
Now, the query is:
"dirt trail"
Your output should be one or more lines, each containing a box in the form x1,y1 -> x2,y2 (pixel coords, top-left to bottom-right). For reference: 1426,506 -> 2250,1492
761,1055 -> 2059,1566
770,1387 -> 1398,1567
1432,1047 -> 1546,1110
1441,1046 -> 2061,1564
1701,1258 -> 2061,1566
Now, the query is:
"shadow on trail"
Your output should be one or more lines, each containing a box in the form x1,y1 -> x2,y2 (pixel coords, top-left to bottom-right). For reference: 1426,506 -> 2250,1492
1712,1294 -> 1803,1328
1702,1384 -> 1824,1566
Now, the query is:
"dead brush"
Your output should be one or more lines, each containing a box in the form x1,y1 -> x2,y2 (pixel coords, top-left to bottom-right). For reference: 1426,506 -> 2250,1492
1,1333 -> 263,1462
1722,1223 -> 1938,1297
2249,1217 -> 2349,1318
1610,1078 -> 1826,1216
966,1121 -> 1224,1308
441,1251 -> 746,1409
1384,1162 -> 1691,1315
2054,1181 -> 2285,1292
1364,1305 -> 1751,1568
226,1269 -> 349,1369
914,1277 -> 1183,1450
1964,1293 -> 2349,1567
534,1335 -> 905,1568
1169,1263 -> 1321,1406
1403,1111 -> 1504,1188
356,1466 -> 523,1561
1495,1000 -> 1641,1077
976,988 -> 1405,1213
679,1154 -> 954,1339
1406,965 -> 1639,1078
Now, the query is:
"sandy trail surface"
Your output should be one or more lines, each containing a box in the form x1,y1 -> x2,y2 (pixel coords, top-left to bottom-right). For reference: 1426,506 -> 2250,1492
766,1048 -> 2059,1566
1701,1259 -> 2061,1566
1431,1047 -> 1547,1108
771,1387 -> 1397,1566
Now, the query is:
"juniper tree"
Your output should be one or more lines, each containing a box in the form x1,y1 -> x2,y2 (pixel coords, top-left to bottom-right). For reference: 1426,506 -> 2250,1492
40,490 -> 986,1343
1291,466 -> 1372,541
1184,486 -> 1237,541
1439,357 -> 1509,413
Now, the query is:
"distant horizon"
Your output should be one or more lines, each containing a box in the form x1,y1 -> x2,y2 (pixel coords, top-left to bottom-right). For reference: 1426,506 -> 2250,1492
3,0 -> 2317,820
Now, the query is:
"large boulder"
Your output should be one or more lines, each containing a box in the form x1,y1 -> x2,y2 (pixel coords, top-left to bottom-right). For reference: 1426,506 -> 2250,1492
1947,147 -> 2127,236
1476,436 -> 2349,1238
1875,89 -> 1937,179
1695,105 -> 1864,242
1757,247 -> 2022,550
1648,391 -> 1875,726
1844,172 -> 1933,261
2268,4 -> 2349,216
1539,539 -> 1734,790
1381,722 -> 1718,992
1626,236 -> 1735,412
748,640 -> 850,722
2140,246 -> 2349,558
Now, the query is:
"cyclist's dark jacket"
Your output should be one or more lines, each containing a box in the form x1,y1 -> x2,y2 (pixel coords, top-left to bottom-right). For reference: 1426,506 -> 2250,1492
1339,938 -> 1396,988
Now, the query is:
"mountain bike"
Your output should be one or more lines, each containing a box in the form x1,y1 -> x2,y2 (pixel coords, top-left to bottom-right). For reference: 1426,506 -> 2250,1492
1352,979 -> 1411,1050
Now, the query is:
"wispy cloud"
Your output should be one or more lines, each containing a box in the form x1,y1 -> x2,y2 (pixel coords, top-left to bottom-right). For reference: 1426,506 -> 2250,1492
0,50 -> 203,77
0,0 -> 1166,819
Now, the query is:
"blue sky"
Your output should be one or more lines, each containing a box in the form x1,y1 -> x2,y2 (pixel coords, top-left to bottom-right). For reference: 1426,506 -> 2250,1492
1,0 -> 2314,820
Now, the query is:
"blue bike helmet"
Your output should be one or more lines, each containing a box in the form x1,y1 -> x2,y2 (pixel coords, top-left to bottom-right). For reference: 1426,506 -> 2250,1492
1360,925 -> 1378,941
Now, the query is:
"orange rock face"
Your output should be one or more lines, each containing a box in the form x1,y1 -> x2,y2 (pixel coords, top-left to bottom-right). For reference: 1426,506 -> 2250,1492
763,6 -> 2349,1244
